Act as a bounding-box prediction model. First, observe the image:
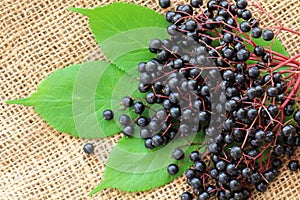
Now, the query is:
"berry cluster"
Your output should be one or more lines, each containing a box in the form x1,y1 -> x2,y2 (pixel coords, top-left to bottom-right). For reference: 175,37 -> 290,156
101,0 -> 300,199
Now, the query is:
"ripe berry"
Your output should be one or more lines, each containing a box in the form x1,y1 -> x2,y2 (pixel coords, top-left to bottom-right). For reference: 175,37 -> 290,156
284,104 -> 294,116
185,169 -> 196,179
263,30 -> 274,41
288,160 -> 299,171
237,49 -> 250,61
166,11 -> 176,23
267,87 -> 278,97
119,114 -> 131,126
216,160 -> 227,171
121,96 -> 134,107
223,48 -> 235,60
207,0 -> 218,11
293,110 -> 300,122
272,158 -> 283,169
255,130 -> 266,141
256,181 -> 268,192
262,52 -> 272,63
186,19 -> 197,31
152,134 -> 164,146
190,0 -> 203,8
242,167 -> 252,178
190,151 -> 200,162
181,191 -> 193,200
133,102 -> 145,114
230,146 -> 243,160
137,116 -> 148,127
210,168 -> 219,179
254,46 -> 265,56
241,9 -> 252,20
144,138 -> 154,149
199,192 -> 210,200
274,144 -> 284,156
103,109 -> 114,120
159,0 -> 171,8
172,148 -> 185,160
83,143 -> 94,154
123,125 -> 135,136
218,172 -> 229,185
251,27 -> 262,38
179,4 -> 193,15
140,128 -> 152,139
265,131 -> 275,143
282,125 -> 296,137
222,32 -> 233,43
240,21 -> 251,32
246,87 -> 257,99
229,179 -> 240,190
194,161 -> 207,173
263,170 -> 276,182
191,177 -> 202,189
248,66 -> 260,78
226,163 -> 238,175
167,164 -> 179,175
236,0 -> 248,9
149,38 -> 162,53
250,171 -> 261,184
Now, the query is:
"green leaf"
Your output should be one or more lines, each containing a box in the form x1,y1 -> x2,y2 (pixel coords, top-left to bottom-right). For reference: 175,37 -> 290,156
69,3 -> 169,73
7,61 -> 139,138
89,132 -> 205,195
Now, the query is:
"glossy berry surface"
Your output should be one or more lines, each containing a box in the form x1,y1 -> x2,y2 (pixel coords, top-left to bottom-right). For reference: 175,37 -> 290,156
167,164 -> 179,175
159,0 -> 170,8
103,109 -> 114,120
83,143 -> 94,154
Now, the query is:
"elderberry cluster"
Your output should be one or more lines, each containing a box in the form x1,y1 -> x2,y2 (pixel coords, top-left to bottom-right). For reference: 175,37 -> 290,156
101,0 -> 299,199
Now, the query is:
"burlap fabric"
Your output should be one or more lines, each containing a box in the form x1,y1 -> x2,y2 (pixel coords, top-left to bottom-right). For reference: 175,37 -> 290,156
1,0 -> 299,199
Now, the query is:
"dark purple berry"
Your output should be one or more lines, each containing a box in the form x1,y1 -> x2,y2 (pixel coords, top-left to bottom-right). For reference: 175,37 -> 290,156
103,109 -> 114,120
83,143 -> 94,154
167,164 -> 179,175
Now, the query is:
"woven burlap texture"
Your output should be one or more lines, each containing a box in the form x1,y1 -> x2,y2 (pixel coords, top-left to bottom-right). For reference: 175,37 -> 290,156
1,0 -> 299,199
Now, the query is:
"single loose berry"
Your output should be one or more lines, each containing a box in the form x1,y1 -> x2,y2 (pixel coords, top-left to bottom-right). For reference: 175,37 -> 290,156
103,109 -> 114,120
83,143 -> 94,154
288,160 -> 299,171
167,164 -> 179,175
159,0 -> 170,8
